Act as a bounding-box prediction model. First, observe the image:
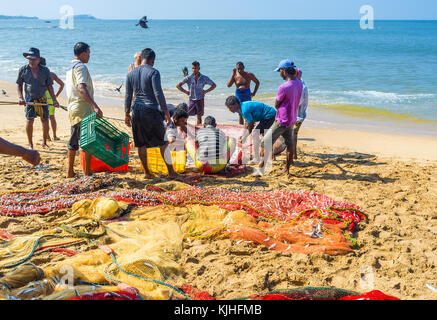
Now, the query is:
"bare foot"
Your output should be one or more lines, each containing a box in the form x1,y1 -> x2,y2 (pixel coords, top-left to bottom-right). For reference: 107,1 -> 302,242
144,173 -> 153,179
42,143 -> 50,150
279,167 -> 291,176
67,171 -> 76,178
54,136 -> 60,141
167,172 -> 182,181
28,144 -> 34,150
47,136 -> 52,142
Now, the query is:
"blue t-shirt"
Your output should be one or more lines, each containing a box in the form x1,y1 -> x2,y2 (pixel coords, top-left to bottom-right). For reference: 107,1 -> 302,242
239,101 -> 277,124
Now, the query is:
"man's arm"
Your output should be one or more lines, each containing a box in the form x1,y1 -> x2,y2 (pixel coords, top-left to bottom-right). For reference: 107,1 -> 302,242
77,83 -> 102,118
17,84 -> 25,105
176,78 -> 190,96
249,73 -> 260,97
241,121 -> 255,144
151,71 -> 171,125
0,137 -> 40,166
203,81 -> 216,95
51,73 -> 65,98
227,68 -> 237,88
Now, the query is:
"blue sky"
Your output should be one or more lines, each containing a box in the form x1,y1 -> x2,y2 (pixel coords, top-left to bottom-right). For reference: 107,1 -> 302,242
2,0 -> 437,20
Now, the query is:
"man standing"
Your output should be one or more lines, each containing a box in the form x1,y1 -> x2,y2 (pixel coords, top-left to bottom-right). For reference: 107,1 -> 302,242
125,48 -> 179,179
293,69 -> 309,160
39,57 -> 65,141
227,62 -> 260,125
176,61 -> 216,126
65,42 -> 103,178
16,47 -> 59,150
259,59 -> 303,176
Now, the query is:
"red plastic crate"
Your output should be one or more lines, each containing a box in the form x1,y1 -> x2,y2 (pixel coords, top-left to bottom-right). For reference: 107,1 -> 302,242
80,143 -> 131,172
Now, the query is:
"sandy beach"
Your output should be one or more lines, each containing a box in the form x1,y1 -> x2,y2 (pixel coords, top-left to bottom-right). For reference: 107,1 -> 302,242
1,78 -> 437,300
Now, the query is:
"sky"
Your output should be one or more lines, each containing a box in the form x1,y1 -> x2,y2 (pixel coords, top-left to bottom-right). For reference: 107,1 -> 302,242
1,0 -> 437,20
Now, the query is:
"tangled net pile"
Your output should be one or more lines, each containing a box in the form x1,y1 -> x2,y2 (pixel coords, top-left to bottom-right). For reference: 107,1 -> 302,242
0,177 -> 383,301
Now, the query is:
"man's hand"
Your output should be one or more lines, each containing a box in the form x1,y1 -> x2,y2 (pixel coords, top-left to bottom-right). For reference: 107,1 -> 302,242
18,98 -> 26,105
233,68 -> 237,75
94,106 -> 103,118
250,92 -> 256,98
53,99 -> 60,108
22,149 -> 41,166
164,112 -> 171,126
125,113 -> 132,127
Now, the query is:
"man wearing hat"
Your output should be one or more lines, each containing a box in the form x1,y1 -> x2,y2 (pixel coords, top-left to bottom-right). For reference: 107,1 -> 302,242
17,48 -> 60,150
258,59 -> 303,176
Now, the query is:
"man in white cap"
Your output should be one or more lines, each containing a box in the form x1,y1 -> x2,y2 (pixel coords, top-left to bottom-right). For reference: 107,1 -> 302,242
16,47 -> 59,150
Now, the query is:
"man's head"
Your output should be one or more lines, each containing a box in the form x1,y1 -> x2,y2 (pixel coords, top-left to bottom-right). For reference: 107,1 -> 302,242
74,42 -> 91,63
280,67 -> 297,81
173,108 -> 189,127
23,48 -> 41,67
192,61 -> 200,75
236,61 -> 245,73
39,57 -> 46,66
204,116 -> 217,128
176,102 -> 188,113
141,48 -> 156,66
225,95 -> 241,113
134,52 -> 142,65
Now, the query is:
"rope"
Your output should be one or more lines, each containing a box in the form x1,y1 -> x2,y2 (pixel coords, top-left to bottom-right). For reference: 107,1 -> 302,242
105,253 -> 191,300
0,281 -> 12,291
60,223 -> 106,239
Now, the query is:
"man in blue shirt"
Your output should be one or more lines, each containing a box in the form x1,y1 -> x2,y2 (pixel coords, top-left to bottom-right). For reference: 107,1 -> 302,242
226,96 -> 276,163
176,61 -> 216,126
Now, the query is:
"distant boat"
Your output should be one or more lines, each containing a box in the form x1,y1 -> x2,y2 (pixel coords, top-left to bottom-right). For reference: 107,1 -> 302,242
45,21 -> 51,23
136,16 -> 149,29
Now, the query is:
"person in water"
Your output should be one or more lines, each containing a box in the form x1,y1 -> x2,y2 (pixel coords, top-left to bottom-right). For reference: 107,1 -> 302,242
227,62 -> 260,125
39,57 -> 64,141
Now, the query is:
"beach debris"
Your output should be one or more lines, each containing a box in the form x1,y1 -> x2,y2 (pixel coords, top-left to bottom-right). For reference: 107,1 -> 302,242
426,283 -> 437,292
1,90 -> 7,96
136,16 -> 149,29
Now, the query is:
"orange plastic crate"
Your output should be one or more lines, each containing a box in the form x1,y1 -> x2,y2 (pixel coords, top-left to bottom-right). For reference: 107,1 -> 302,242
143,148 -> 186,174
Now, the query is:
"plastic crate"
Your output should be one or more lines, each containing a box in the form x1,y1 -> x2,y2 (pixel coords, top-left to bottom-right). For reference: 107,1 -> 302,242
79,113 -> 130,168
143,148 -> 186,174
80,143 -> 131,172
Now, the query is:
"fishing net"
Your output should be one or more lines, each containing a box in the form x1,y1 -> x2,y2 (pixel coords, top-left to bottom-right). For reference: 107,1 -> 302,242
0,178 -> 371,300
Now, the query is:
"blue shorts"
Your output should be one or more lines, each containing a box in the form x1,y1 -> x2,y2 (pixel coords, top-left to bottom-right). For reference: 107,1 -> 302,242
235,88 -> 251,103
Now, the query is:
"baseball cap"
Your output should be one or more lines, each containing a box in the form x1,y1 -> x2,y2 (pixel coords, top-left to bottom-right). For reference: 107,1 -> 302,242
274,59 -> 296,72
23,47 -> 41,60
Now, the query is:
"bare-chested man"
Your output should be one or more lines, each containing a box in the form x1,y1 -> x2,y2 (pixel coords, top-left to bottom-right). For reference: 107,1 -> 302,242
227,62 -> 260,125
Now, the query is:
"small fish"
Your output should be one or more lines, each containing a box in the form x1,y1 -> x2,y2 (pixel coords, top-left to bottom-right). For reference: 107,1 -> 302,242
264,237 -> 270,242
305,244 -> 310,248
136,227 -> 141,233
269,243 -> 277,249
236,240 -> 243,245
286,246 -> 291,251
144,262 -> 154,269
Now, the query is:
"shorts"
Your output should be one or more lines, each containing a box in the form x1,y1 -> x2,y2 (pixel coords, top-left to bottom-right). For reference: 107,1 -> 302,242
255,117 -> 276,136
261,121 -> 294,150
235,88 -> 252,103
25,95 -> 49,120
188,99 -> 205,117
294,120 -> 304,134
132,104 -> 168,149
68,122 -> 81,151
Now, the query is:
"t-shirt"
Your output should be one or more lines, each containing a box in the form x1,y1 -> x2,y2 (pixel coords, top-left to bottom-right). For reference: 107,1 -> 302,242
195,125 -> 227,162
275,79 -> 303,127
297,80 -> 309,122
16,64 -> 53,100
66,60 -> 95,126
181,73 -> 215,101
239,101 -> 277,124
125,65 -> 167,113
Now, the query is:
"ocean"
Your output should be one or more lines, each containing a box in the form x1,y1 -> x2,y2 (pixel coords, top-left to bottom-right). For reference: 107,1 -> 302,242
0,19 -> 436,133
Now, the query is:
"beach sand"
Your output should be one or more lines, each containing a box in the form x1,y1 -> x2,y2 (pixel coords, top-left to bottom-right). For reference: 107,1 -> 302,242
0,79 -> 436,300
